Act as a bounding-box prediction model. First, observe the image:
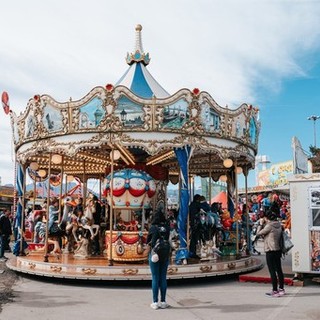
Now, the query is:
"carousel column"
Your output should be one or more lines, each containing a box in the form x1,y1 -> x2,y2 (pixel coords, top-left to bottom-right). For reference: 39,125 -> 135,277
58,157 -> 64,221
243,165 -> 250,255
108,148 -> 120,266
44,154 -> 52,262
29,162 -> 40,243
234,159 -> 239,256
82,160 -> 87,206
19,163 -> 27,255
207,154 -> 215,259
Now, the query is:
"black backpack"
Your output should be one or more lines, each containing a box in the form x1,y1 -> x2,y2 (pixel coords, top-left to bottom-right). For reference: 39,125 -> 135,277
152,225 -> 171,261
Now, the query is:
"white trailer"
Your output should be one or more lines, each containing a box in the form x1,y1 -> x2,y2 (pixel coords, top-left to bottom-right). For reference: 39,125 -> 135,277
289,173 -> 320,274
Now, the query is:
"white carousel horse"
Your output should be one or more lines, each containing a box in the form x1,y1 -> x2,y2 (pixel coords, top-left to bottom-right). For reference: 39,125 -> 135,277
78,203 -> 99,240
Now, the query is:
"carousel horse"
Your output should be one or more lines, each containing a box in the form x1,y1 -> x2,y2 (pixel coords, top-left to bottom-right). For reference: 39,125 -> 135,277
60,197 -> 79,244
34,219 -> 61,257
78,202 -> 99,240
197,208 -> 222,259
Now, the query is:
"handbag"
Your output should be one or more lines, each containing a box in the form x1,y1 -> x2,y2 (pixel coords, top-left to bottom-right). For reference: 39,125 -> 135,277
280,230 -> 294,255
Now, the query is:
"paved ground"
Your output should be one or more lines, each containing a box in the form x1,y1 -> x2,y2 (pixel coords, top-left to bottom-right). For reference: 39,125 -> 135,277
0,242 -> 319,320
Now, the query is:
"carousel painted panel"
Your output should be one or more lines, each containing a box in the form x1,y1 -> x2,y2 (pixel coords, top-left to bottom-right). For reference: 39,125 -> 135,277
160,98 -> 189,129
78,96 -> 105,129
114,95 -> 145,128
42,103 -> 64,132
25,113 -> 36,139
200,102 -> 221,133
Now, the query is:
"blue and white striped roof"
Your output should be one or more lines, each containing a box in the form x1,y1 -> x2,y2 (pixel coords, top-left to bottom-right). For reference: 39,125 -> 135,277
116,25 -> 170,99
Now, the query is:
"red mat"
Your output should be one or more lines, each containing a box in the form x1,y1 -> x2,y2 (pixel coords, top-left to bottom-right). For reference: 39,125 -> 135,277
239,275 -> 293,286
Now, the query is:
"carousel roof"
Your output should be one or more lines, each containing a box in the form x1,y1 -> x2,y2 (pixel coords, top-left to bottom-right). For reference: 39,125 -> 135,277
9,25 -> 261,183
116,25 -> 169,99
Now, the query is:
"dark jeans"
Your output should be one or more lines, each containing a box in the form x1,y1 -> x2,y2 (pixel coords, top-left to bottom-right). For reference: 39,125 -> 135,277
149,253 -> 169,303
266,250 -> 284,291
0,234 -> 9,258
189,226 -> 200,256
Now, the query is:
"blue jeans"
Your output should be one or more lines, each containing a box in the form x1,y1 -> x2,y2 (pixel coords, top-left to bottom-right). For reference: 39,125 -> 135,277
149,253 -> 169,303
0,234 -> 9,258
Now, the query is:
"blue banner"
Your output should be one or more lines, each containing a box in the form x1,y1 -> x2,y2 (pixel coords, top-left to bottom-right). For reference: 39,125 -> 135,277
174,146 -> 193,263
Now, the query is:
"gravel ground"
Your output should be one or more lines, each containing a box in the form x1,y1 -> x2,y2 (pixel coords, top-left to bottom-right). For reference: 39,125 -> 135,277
0,258 -> 19,312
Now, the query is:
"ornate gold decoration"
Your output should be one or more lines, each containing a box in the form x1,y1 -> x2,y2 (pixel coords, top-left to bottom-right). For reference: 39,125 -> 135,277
50,266 -> 62,273
200,265 -> 213,273
28,262 -> 36,270
82,268 -> 97,275
167,267 -> 178,275
122,268 -> 138,275
227,262 -> 236,269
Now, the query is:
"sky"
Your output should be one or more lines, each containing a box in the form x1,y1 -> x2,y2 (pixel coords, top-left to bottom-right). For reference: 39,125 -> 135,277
1,0 -> 320,188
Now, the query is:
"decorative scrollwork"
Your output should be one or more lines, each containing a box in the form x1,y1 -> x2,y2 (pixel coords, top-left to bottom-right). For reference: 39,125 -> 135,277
167,267 -> 178,275
82,268 -> 97,275
122,269 -> 138,275
200,265 -> 213,273
227,262 -> 236,269
28,262 -> 36,270
50,266 -> 62,273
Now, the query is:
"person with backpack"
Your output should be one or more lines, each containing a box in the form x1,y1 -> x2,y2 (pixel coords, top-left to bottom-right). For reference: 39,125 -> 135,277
147,209 -> 171,310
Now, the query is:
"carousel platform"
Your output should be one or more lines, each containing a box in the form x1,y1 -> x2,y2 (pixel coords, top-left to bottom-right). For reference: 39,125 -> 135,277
6,251 -> 263,281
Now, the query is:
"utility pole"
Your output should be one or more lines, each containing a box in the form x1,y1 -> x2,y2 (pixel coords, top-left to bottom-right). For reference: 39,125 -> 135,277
307,115 -> 320,148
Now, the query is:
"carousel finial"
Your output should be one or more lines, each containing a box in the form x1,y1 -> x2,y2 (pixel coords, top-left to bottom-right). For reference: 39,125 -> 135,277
126,24 -> 150,66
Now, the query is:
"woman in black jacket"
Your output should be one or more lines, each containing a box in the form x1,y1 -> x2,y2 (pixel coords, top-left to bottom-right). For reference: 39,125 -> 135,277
147,210 -> 170,310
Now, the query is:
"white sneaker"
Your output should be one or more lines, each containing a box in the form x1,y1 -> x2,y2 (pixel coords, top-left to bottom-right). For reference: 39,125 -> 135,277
150,302 -> 159,310
159,302 -> 169,309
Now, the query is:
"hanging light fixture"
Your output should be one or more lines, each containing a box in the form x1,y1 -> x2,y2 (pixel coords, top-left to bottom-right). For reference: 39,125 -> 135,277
112,150 -> 121,161
38,169 -> 47,178
219,174 -> 228,182
235,166 -> 243,174
223,158 -> 233,168
67,175 -> 74,182
29,162 -> 39,171
51,154 -> 63,165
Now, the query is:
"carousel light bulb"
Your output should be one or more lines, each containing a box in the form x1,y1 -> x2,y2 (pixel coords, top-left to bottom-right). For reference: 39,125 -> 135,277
67,175 -> 74,182
51,154 -> 63,164
29,162 -> 39,171
219,174 -> 228,182
38,169 -> 47,178
235,166 -> 243,174
112,150 -> 121,161
223,158 -> 233,168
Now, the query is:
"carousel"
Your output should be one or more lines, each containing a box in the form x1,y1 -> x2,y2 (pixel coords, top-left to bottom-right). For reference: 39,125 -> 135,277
5,25 -> 262,280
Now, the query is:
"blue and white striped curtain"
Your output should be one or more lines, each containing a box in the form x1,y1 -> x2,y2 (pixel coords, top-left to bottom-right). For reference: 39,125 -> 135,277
174,146 -> 193,262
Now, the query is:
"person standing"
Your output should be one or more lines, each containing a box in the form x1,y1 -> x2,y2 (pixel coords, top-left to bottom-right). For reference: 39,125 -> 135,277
147,210 -> 170,310
256,210 -> 285,297
189,194 -> 201,259
0,209 -> 13,261
91,195 -> 102,255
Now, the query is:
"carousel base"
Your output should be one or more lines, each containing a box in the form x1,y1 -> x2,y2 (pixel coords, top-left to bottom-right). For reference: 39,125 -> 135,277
6,251 -> 263,281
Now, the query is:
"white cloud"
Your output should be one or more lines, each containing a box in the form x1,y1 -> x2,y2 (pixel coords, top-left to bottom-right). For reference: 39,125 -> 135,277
1,0 -> 320,184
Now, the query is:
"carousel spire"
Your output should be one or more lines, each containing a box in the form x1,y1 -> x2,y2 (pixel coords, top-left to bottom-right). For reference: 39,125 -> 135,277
126,24 -> 150,66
